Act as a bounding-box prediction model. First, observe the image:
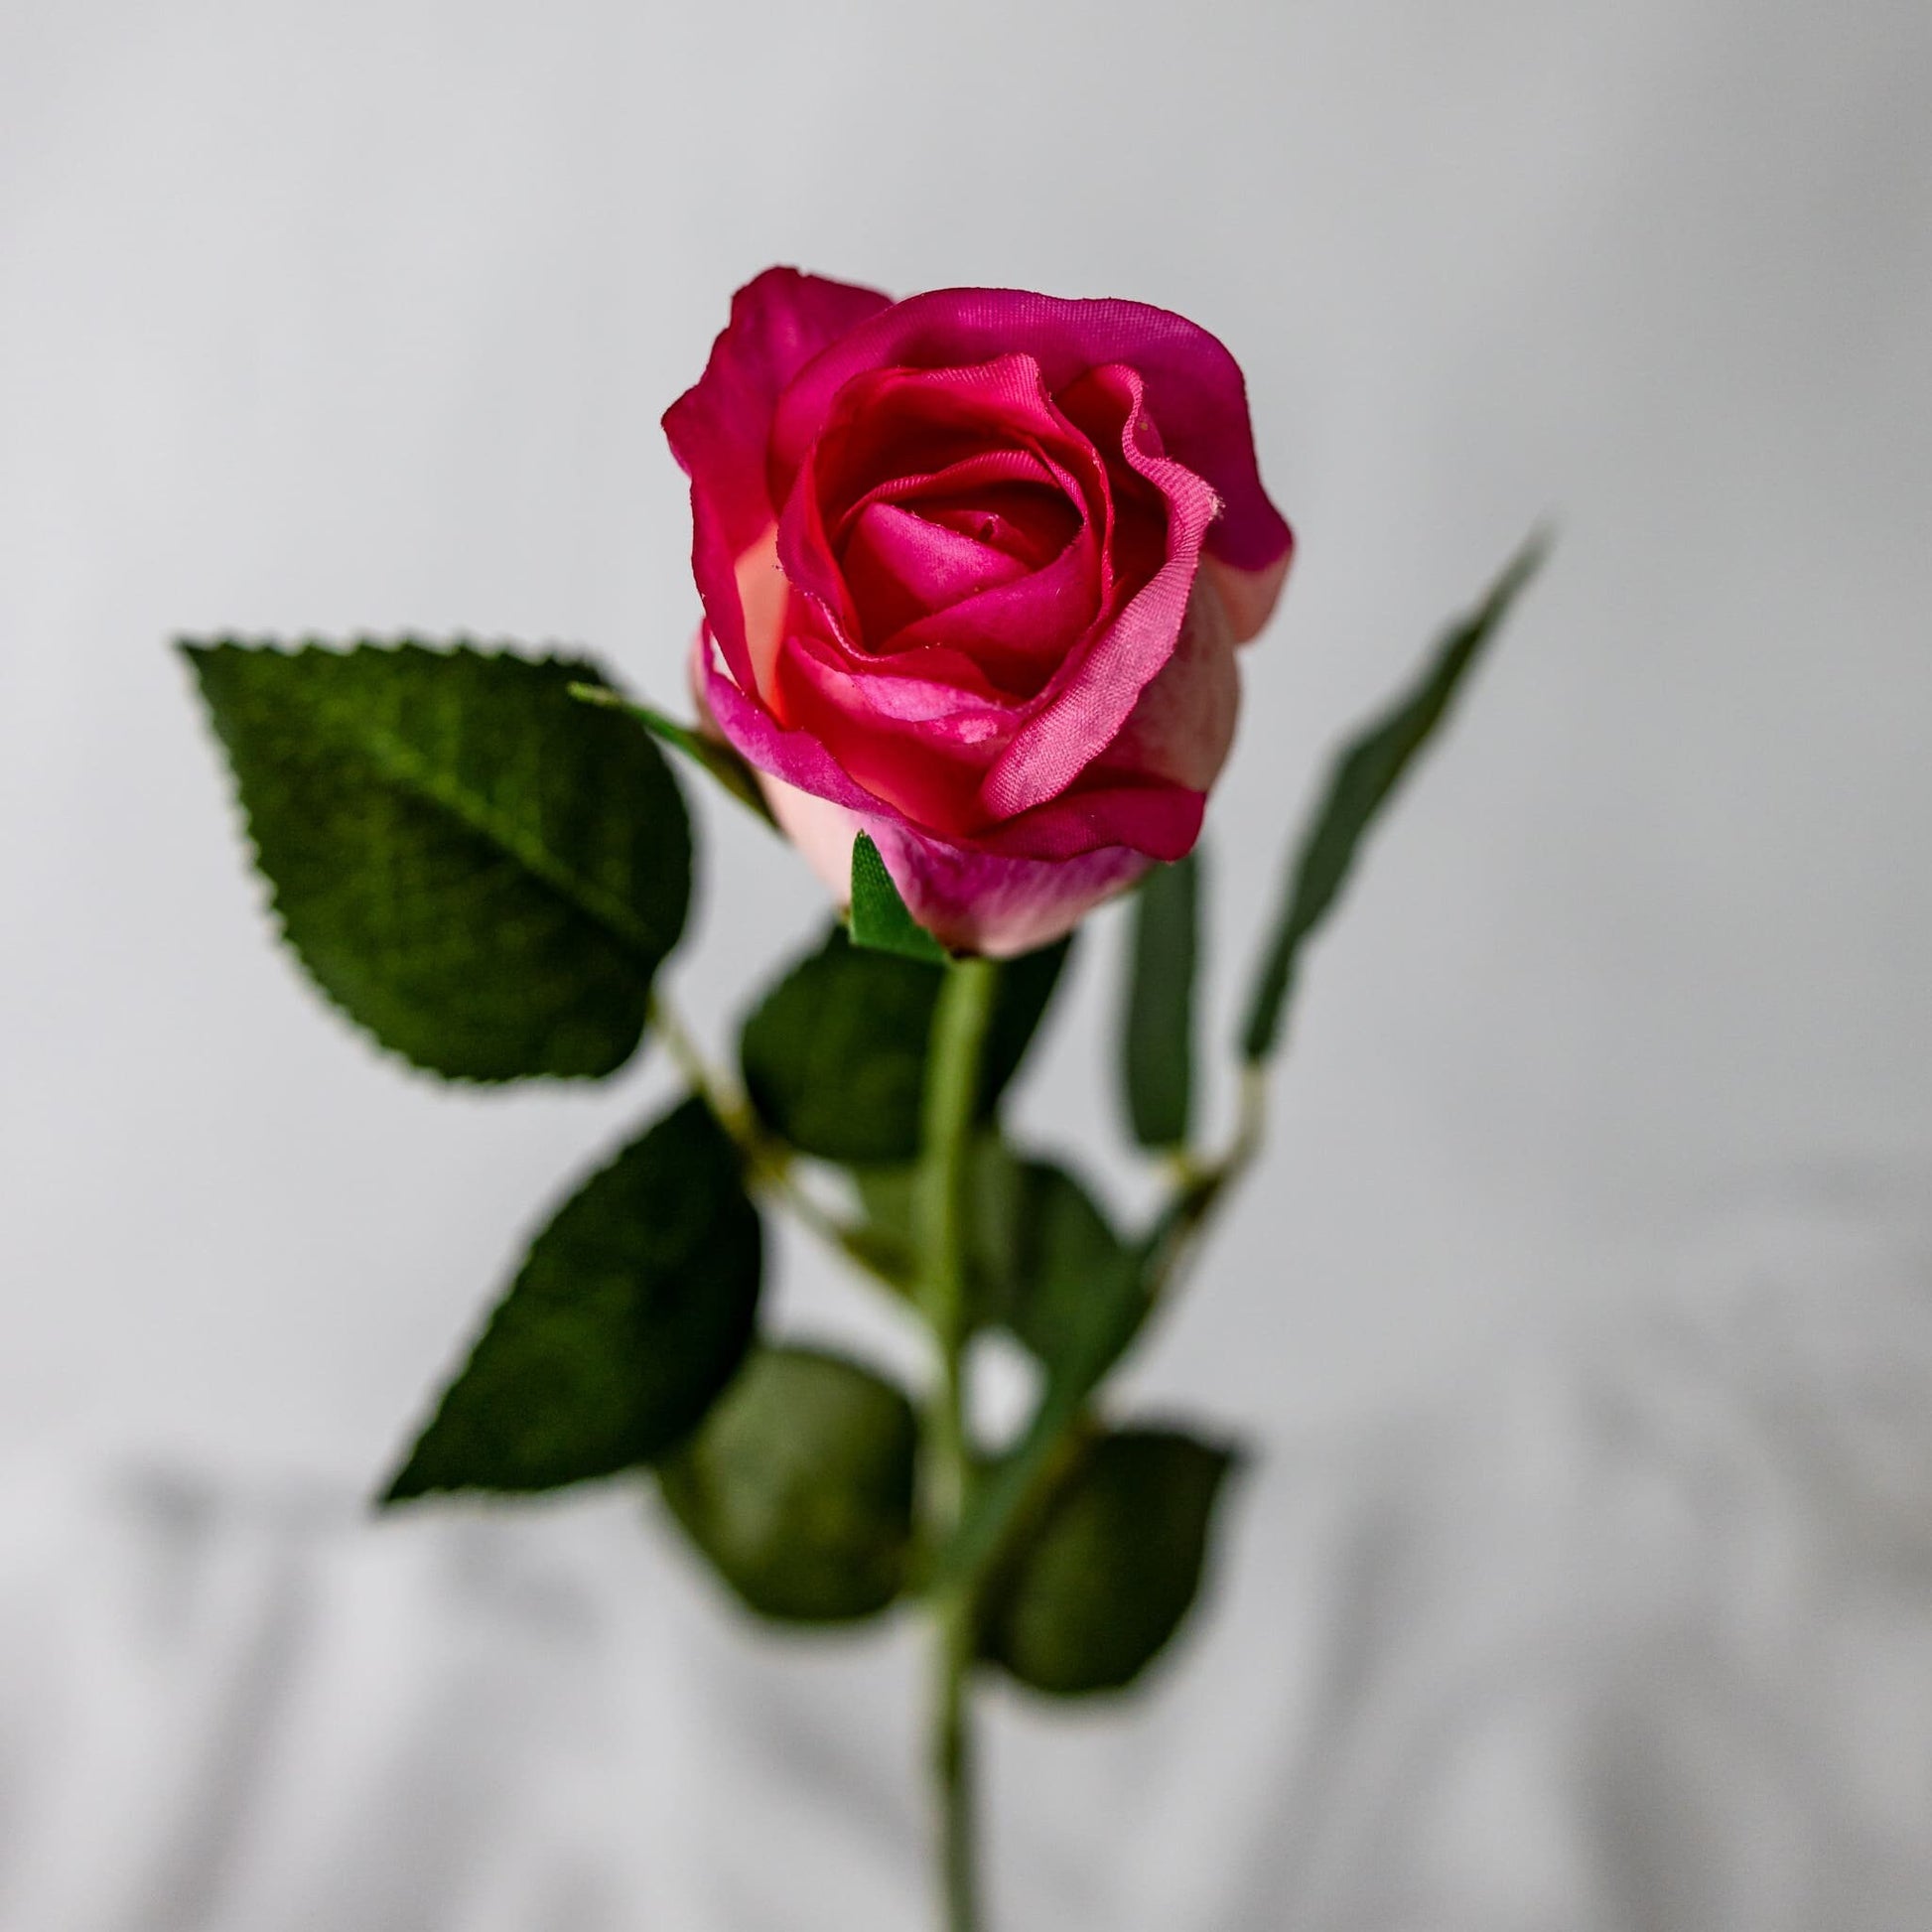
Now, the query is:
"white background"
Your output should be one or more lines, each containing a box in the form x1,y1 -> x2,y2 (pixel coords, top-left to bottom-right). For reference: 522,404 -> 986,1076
2,2 -> 1930,1926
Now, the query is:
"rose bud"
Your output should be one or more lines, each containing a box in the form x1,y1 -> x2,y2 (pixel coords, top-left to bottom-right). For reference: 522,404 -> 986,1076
665,269 -> 1292,956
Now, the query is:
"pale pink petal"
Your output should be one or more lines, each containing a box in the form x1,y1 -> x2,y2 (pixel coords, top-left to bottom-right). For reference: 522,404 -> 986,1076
1102,571 -> 1242,792
1203,546 -> 1294,644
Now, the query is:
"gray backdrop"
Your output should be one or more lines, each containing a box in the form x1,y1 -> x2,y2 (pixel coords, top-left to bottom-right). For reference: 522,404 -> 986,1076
3,2 -> 1930,1926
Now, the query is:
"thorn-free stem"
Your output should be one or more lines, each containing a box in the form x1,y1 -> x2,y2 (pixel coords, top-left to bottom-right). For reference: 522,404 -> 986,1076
915,953 -> 1000,1932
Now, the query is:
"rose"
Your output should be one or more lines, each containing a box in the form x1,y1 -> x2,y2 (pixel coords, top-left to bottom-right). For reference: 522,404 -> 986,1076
664,268 -> 1293,956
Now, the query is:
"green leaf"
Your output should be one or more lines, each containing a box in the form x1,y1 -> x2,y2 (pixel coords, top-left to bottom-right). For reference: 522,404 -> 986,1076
1121,850 -> 1202,1149
183,639 -> 692,1081
381,1097 -> 759,1501
982,936 -> 1077,1113
849,1134 -> 1064,1330
567,682 -> 777,827
739,925 -> 1073,1166
999,1159 -> 1131,1366
980,1427 -> 1239,1696
933,1196 -> 1154,1592
1239,532 -> 1548,1065
848,832 -> 948,961
658,1343 -> 917,1623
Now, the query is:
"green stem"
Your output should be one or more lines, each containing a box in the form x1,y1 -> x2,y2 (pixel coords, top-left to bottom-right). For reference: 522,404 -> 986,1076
915,953 -> 1000,1932
651,988 -> 913,1297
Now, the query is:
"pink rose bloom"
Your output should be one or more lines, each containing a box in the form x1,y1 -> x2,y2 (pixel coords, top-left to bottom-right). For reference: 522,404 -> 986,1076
664,268 -> 1293,957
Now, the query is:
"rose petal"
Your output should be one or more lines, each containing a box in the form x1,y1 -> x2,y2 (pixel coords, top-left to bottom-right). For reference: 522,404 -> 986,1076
841,501 -> 1033,636
1101,569 -> 1242,792
1203,547 -> 1295,646
698,630 -> 1203,867
759,775 -> 1156,958
769,286 -> 1291,590
979,365 -> 1220,819
663,267 -> 892,690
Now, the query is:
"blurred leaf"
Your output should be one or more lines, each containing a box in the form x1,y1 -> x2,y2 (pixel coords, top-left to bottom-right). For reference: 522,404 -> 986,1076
381,1097 -> 759,1501
849,832 -> 947,961
1239,532 -> 1548,1064
980,1427 -> 1239,1696
1121,851 -> 1201,1149
851,1134 -> 1058,1329
739,927 -> 943,1166
982,935 -> 1075,1110
739,926 -> 1073,1166
933,1198 -> 1154,1592
659,1343 -> 917,1623
999,1159 -> 1132,1366
182,639 -> 691,1081
567,682 -> 777,826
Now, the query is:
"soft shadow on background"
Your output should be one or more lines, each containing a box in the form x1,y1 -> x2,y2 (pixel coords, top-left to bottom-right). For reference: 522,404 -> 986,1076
1,2 -> 1929,1926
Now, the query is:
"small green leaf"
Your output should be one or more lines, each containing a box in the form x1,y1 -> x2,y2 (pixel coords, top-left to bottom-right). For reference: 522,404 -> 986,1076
1239,532 -> 1548,1065
999,1159 -> 1132,1367
934,1197 -> 1154,1592
1121,850 -> 1202,1149
980,1427 -> 1239,1696
567,682 -> 777,827
182,639 -> 692,1081
381,1097 -> 760,1501
739,925 -> 1073,1166
658,1344 -> 917,1623
849,833 -> 948,961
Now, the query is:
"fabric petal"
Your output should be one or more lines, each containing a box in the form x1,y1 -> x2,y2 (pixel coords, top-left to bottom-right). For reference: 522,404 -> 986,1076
769,286 -> 1292,583
979,366 -> 1220,819
663,268 -> 892,689
697,631 -> 1202,867
1203,547 -> 1294,645
1102,571 -> 1242,792
759,775 -> 1155,958
841,501 -> 1032,633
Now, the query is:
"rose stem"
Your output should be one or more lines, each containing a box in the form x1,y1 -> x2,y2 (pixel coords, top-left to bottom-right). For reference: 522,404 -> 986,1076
915,952 -> 1000,1932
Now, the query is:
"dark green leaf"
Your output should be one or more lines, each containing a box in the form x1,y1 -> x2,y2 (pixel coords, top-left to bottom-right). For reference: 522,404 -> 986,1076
982,933 -> 1076,1110
999,1159 -> 1132,1366
739,927 -> 943,1166
850,1128 -> 1020,1321
1121,851 -> 1202,1149
1239,532 -> 1548,1064
183,639 -> 692,1081
739,925 -> 1073,1166
980,1427 -> 1239,1695
849,833 -> 948,961
381,1097 -> 759,1500
567,682 -> 777,827
933,1200 -> 1154,1592
659,1343 -> 917,1623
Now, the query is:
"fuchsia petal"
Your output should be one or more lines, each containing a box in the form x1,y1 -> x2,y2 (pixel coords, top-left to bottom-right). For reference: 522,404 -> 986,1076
980,365 -> 1220,819
875,820 -> 1155,956
880,530 -> 1098,691
1103,570 -> 1242,792
760,777 -> 1158,958
663,268 -> 892,689
695,633 -> 884,817
843,501 -> 1032,631
697,631 -> 1202,866
670,272 -> 1297,955
769,286 -> 1291,583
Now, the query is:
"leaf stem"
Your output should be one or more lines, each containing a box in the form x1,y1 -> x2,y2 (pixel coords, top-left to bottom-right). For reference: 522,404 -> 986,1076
915,954 -> 1000,1932
1148,1064 -> 1270,1303
649,988 -> 911,1295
